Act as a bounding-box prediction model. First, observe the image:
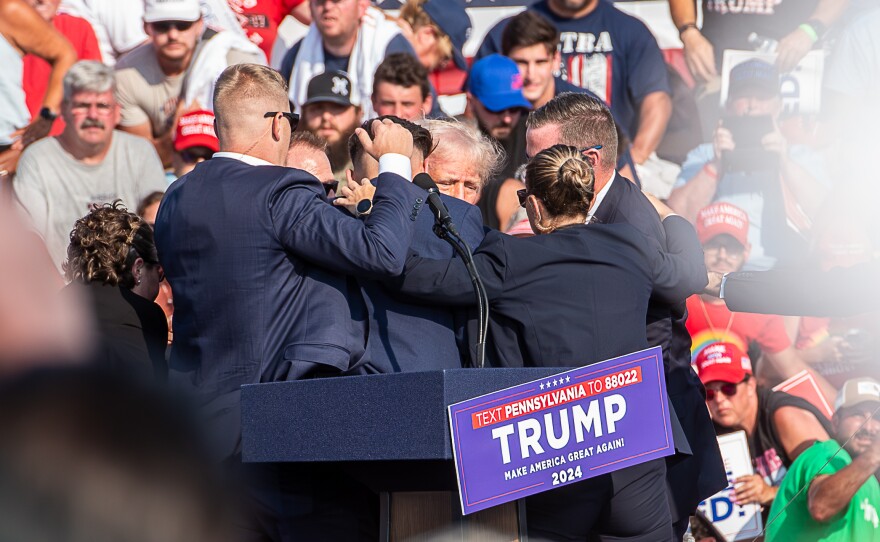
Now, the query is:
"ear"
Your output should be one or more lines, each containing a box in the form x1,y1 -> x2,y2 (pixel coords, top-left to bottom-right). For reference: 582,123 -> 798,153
271,113 -> 284,142
143,21 -> 150,37
743,242 -> 752,262
133,257 -> 145,280
553,49 -> 562,69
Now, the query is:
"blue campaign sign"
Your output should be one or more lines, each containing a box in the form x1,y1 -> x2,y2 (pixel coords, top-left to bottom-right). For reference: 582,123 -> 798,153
447,347 -> 674,515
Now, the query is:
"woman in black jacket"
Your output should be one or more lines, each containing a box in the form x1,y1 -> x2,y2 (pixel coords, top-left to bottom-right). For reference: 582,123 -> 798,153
63,201 -> 168,381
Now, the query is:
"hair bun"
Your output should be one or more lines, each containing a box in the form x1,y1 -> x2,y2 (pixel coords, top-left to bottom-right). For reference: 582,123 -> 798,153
557,157 -> 589,186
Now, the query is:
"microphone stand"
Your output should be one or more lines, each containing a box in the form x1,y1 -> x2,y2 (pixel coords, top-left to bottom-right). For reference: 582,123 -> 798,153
432,223 -> 490,369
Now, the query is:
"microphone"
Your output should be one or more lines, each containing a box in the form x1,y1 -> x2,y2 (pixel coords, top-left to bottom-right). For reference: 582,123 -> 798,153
413,172 -> 458,235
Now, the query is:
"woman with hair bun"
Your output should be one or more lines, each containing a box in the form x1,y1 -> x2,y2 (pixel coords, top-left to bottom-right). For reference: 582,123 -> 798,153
63,201 -> 167,381
396,144 -> 708,540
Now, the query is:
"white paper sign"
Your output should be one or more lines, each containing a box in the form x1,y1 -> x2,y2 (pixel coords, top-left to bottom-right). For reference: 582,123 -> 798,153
720,50 -> 825,116
697,431 -> 764,541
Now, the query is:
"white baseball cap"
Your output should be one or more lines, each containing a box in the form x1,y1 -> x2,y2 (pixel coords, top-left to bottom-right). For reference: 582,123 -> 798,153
144,0 -> 202,23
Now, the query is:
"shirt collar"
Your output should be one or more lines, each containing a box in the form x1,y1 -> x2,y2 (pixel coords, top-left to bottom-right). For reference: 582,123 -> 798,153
213,152 -> 275,167
587,171 -> 617,219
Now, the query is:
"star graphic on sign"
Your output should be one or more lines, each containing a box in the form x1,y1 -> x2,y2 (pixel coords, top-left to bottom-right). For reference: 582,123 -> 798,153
566,376 -> 571,383
539,382 -> 545,390
553,379 -> 558,386
546,381 -> 552,388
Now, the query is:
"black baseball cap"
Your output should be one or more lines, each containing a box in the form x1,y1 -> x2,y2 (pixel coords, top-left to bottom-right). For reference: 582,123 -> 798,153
304,70 -> 355,107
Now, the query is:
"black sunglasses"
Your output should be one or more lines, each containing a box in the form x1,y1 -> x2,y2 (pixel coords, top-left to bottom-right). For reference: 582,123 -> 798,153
264,111 -> 299,131
151,20 -> 195,33
705,375 -> 750,401
517,188 -> 528,208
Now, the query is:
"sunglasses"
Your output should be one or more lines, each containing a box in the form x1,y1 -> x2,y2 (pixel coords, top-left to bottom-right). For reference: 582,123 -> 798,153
705,375 -> 750,401
151,20 -> 195,33
264,111 -> 299,131
517,188 -> 528,208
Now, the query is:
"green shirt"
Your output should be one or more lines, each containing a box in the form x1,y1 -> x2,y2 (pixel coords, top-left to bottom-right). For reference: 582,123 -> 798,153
766,440 -> 880,541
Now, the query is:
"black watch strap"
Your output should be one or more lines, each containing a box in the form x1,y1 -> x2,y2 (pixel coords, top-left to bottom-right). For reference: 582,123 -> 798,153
39,107 -> 59,121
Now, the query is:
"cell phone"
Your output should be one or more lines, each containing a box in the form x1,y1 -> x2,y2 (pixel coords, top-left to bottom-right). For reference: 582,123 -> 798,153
722,115 -> 774,149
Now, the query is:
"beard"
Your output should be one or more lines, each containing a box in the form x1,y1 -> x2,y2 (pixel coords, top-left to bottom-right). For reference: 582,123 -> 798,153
328,136 -> 353,176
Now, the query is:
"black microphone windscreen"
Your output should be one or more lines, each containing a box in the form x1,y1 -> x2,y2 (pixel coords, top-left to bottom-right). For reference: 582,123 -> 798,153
413,172 -> 437,192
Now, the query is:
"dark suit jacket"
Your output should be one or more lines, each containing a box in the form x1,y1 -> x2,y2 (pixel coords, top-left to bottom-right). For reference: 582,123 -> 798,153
724,262 -> 880,317
154,157 -> 424,459
592,174 -> 726,517
357,194 -> 486,373
398,218 -> 705,367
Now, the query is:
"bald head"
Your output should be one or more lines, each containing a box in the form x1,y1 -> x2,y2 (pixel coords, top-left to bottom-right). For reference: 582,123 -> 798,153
213,64 -> 292,159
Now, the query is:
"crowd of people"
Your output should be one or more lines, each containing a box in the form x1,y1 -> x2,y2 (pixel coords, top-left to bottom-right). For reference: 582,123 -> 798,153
1,0 -> 880,540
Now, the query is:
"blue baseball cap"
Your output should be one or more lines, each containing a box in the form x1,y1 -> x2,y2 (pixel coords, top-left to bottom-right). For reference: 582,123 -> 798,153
468,54 -> 532,112
422,0 -> 471,71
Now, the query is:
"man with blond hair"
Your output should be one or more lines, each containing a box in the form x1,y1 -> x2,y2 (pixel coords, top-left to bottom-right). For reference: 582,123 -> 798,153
154,62 -> 425,539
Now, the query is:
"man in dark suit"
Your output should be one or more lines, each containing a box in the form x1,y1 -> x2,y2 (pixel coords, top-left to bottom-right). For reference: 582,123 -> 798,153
153,64 -> 425,541
526,92 -> 727,540
338,116 -> 486,372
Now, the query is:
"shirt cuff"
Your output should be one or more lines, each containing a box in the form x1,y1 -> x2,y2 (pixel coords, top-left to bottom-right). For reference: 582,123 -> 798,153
379,153 -> 412,182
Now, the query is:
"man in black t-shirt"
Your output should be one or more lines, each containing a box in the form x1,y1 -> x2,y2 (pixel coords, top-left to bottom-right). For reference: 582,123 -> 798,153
696,342 -> 833,510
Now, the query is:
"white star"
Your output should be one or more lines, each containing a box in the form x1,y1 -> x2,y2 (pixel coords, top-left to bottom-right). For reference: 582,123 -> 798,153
539,382 -> 545,390
546,381 -> 552,388
566,376 -> 571,383
553,379 -> 558,386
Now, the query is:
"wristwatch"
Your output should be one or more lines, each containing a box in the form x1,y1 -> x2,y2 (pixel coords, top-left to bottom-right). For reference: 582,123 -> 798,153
39,107 -> 59,121
356,198 -> 373,218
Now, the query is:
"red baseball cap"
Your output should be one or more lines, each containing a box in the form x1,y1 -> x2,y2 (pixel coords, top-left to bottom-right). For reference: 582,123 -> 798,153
695,342 -> 753,385
174,110 -> 219,152
696,202 -> 749,246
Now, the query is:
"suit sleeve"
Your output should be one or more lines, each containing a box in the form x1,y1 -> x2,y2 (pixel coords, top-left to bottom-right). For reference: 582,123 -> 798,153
394,230 -> 510,306
270,170 -> 422,278
646,215 -> 708,304
723,263 -> 878,317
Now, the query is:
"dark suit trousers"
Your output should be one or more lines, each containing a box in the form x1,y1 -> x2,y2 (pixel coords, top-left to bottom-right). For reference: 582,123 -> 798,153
525,459 -> 673,541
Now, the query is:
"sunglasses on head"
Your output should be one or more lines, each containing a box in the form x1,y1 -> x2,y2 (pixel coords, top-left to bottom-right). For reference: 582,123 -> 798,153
151,20 -> 195,33
705,375 -> 750,401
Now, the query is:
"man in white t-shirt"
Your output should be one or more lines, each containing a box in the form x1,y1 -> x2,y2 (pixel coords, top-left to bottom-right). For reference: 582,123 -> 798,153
59,0 -> 147,65
14,61 -> 166,273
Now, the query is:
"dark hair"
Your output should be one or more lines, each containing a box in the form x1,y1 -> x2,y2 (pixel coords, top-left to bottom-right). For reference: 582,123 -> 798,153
64,201 -> 158,288
289,130 -> 329,153
372,53 -> 431,101
501,11 -> 559,56
525,144 -> 595,218
527,92 -> 618,170
136,191 -> 164,218
348,115 -> 433,163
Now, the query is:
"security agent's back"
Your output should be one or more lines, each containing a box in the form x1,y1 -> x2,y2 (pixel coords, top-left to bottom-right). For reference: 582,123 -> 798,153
155,157 -> 421,456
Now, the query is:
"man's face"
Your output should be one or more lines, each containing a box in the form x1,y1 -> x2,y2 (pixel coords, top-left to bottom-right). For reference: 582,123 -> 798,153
471,98 -> 523,141
25,0 -> 61,21
62,90 -> 120,146
146,19 -> 203,62
526,123 -> 561,159
834,404 -> 880,458
702,234 -> 749,275
705,376 -> 756,429
426,154 -> 482,204
372,82 -> 429,121
509,44 -> 558,105
302,101 -> 360,146
727,92 -> 782,118
311,0 -> 365,43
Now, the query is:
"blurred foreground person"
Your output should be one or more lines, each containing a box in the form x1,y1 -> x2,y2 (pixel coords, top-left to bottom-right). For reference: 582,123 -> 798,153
397,144 -> 707,540
63,201 -> 168,381
766,377 -> 880,541
0,367 -> 236,542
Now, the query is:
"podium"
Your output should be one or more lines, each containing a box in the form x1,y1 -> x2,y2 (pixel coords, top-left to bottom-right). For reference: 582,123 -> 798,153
241,368 -> 568,541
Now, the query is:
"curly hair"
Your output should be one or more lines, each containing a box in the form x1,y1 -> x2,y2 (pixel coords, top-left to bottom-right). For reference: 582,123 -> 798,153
524,144 -> 595,219
63,201 -> 159,288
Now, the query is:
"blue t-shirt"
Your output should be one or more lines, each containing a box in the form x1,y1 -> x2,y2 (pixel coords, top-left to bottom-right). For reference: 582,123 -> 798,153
280,34 -> 415,82
477,0 -> 670,139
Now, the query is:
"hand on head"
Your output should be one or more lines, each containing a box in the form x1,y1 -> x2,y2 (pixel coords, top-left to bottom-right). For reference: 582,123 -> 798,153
355,119 -> 414,162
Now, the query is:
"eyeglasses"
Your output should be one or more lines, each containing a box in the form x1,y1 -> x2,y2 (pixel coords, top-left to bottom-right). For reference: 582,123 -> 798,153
264,111 -> 299,131
579,145 -> 603,153
705,375 -> 750,401
322,180 -> 339,196
517,188 -> 528,208
151,20 -> 195,33
703,236 -> 746,260
70,101 -> 114,115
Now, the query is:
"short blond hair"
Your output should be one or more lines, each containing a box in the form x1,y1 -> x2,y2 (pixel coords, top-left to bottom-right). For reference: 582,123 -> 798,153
213,64 -> 289,134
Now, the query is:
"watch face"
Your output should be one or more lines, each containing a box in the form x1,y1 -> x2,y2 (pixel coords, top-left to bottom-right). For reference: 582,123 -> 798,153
357,199 -> 372,214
